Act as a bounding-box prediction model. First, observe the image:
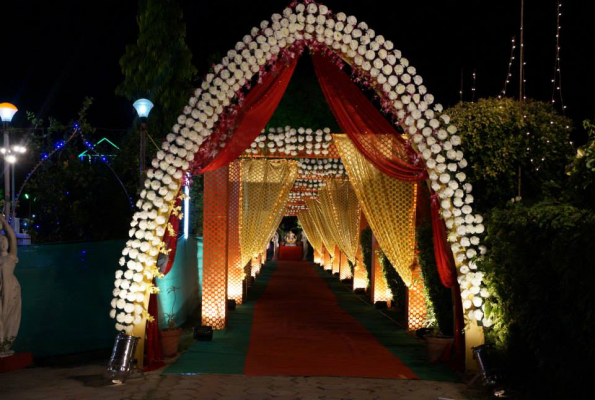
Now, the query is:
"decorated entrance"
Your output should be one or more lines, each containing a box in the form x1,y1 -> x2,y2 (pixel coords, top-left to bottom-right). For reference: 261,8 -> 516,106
110,1 -> 489,372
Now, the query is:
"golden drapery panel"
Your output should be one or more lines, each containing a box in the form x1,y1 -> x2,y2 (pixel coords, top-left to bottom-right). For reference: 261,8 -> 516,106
334,134 -> 417,286
318,180 -> 361,264
298,210 -> 325,259
305,198 -> 337,265
240,159 -> 298,268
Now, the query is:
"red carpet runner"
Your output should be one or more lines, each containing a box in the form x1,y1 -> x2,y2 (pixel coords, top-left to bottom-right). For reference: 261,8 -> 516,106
244,261 -> 419,379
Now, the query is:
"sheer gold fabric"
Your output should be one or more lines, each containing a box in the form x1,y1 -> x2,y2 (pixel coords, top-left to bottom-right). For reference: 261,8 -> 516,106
298,210 -> 325,259
240,159 -> 298,268
305,198 -> 337,265
334,134 -> 417,286
318,180 -> 361,264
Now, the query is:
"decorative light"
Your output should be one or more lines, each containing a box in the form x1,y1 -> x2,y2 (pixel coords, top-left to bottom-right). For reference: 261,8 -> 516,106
498,37 -> 516,99
551,2 -> 566,113
132,98 -> 154,118
183,184 -> 190,239
0,103 -> 18,122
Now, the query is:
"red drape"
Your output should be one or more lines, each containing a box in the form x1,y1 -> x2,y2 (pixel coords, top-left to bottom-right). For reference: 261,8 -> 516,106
143,279 -> 165,371
311,54 -> 427,182
430,194 -> 465,371
145,191 -> 181,368
200,56 -> 299,172
430,195 -> 457,289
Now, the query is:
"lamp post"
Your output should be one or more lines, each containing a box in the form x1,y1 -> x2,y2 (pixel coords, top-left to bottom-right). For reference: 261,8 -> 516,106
0,102 -> 18,220
132,98 -> 154,188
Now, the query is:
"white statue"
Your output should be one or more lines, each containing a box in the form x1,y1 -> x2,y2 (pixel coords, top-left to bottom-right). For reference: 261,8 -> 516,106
0,215 -> 20,357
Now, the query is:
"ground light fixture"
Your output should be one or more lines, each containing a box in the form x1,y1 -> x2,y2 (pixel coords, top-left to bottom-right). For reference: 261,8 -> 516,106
107,333 -> 140,383
473,344 -> 507,397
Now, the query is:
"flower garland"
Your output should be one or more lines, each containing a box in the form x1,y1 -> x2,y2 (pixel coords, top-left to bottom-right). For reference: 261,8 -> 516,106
245,127 -> 333,156
298,158 -> 346,178
110,0 -> 492,334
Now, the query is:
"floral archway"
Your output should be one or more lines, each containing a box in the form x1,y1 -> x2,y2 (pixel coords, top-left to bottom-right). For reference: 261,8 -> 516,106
110,0 -> 490,363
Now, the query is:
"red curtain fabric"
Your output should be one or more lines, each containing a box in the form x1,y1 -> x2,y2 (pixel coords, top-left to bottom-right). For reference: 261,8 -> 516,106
311,54 -> 427,182
200,56 -> 299,172
143,280 -> 165,372
431,193 -> 465,371
145,191 -> 181,368
430,195 -> 457,289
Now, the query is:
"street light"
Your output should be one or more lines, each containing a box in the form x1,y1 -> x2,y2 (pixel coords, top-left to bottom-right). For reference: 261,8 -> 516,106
0,102 -> 18,220
132,98 -> 154,187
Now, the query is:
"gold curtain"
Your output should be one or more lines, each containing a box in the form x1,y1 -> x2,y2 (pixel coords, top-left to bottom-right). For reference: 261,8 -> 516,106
305,198 -> 337,264
298,210 -> 325,258
334,134 -> 417,286
240,159 -> 298,268
318,180 -> 361,264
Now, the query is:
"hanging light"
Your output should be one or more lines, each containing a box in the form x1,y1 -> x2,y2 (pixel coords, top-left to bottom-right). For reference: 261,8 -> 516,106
132,98 -> 154,118
0,103 -> 18,122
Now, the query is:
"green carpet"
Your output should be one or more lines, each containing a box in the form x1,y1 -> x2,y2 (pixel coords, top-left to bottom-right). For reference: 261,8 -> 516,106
313,266 -> 459,382
163,262 -> 277,374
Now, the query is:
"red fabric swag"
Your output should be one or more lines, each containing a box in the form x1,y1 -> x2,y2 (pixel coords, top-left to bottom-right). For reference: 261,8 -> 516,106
430,195 -> 457,289
143,280 -> 165,372
311,54 -> 427,182
200,56 -> 299,172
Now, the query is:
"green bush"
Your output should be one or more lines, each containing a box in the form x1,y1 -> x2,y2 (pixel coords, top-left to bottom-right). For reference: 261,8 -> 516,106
378,252 -> 407,315
481,202 -> 595,398
448,98 -> 573,212
360,227 -> 373,289
416,223 -> 454,336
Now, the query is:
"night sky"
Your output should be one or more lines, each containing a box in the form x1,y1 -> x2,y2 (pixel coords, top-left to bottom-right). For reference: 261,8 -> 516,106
2,0 -> 594,141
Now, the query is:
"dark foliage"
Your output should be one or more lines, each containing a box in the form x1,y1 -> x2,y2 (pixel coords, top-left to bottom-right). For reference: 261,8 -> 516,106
416,223 -> 454,336
481,203 -> 595,398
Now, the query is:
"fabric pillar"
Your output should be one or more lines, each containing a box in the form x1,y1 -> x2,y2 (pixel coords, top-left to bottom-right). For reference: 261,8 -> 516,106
202,167 -> 229,329
250,256 -> 260,277
227,161 -> 243,305
353,212 -> 369,291
314,249 -> 321,264
339,252 -> 352,280
323,247 -> 332,271
407,265 -> 428,331
371,235 -> 390,304
332,246 -> 341,275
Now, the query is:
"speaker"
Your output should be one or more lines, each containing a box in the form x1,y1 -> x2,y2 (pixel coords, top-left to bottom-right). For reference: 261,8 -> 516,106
193,325 -> 213,341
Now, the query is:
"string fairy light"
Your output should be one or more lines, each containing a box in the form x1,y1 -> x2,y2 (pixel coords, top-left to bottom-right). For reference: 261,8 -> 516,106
471,69 -> 477,103
498,36 -> 516,99
551,2 -> 566,114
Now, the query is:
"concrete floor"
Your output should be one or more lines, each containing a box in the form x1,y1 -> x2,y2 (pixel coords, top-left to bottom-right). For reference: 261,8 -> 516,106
0,362 -> 489,400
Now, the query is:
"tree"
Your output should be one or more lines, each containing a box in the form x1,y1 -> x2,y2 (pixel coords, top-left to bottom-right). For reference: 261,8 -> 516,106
447,98 -> 574,212
116,0 -> 197,163
23,99 -> 134,242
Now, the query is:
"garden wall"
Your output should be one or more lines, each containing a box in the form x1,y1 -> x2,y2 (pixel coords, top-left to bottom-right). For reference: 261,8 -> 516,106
13,237 -> 202,359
